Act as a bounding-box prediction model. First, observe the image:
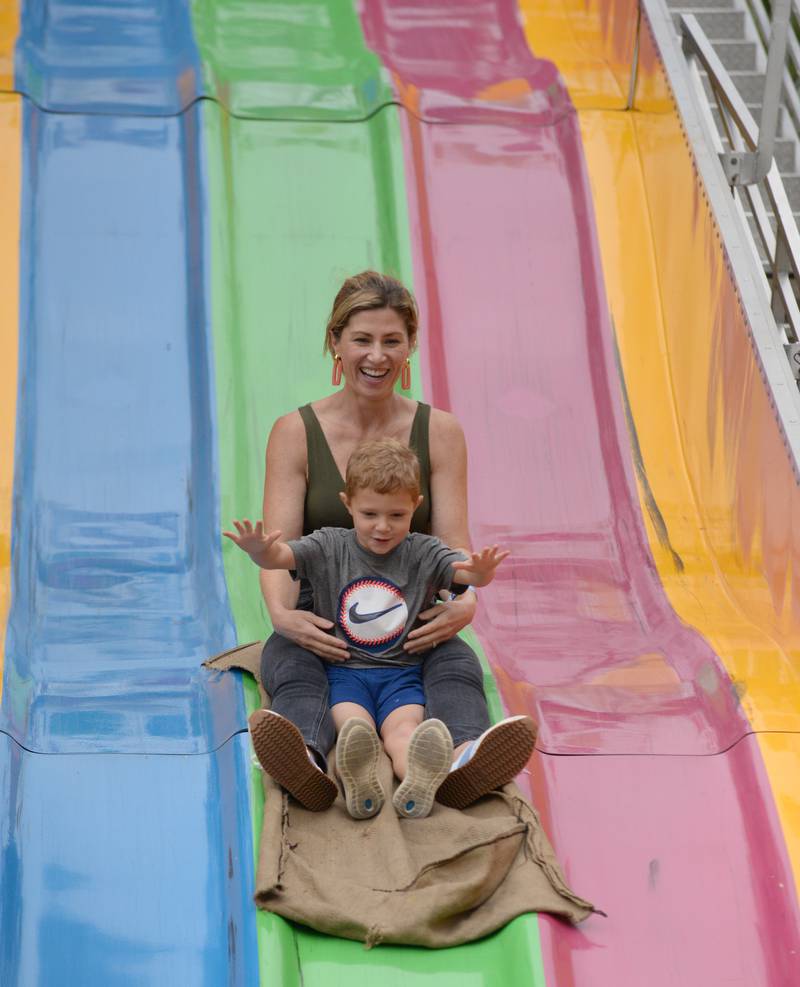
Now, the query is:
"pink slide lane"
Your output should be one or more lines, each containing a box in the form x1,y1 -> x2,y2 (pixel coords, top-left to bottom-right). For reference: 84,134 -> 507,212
360,2 -> 800,984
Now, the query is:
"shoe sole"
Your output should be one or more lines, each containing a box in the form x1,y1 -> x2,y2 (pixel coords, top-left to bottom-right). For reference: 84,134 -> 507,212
336,718 -> 384,819
249,709 -> 337,812
393,719 -> 453,819
435,715 -> 537,809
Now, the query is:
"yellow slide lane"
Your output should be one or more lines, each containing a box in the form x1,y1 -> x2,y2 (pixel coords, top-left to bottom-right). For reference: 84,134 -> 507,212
0,1 -> 18,91
519,0 -> 638,108
520,2 -> 800,894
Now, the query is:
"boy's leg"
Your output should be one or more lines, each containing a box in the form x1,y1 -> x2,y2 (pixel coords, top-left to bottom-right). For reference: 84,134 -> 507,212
379,703 -> 424,780
388,713 -> 453,819
329,671 -> 384,819
370,663 -> 452,818
330,701 -> 376,732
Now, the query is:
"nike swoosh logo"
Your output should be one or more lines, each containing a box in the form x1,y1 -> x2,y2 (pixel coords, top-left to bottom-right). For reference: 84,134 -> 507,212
348,602 -> 404,624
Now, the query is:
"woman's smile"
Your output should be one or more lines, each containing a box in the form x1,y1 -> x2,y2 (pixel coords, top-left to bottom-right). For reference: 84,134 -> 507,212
360,366 -> 391,381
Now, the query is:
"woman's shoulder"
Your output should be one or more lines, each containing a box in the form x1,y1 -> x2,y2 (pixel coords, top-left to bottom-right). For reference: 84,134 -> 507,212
266,410 -> 306,462
269,409 -> 305,438
428,406 -> 463,433
428,407 -> 466,462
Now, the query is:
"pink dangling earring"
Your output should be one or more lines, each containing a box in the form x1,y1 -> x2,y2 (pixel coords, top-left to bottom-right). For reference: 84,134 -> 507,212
332,354 -> 342,386
401,359 -> 411,390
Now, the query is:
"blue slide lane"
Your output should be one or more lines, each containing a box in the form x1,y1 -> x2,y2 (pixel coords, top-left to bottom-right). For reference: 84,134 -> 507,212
0,5 -> 260,981
13,0 -> 204,114
4,102 -> 243,757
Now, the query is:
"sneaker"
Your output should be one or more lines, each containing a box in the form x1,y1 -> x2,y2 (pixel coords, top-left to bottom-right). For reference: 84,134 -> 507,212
392,719 -> 453,819
435,715 -> 537,809
335,718 -> 384,819
248,709 -> 337,811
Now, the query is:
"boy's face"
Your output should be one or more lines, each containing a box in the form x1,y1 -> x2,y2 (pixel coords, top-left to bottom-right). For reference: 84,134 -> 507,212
340,488 -> 423,555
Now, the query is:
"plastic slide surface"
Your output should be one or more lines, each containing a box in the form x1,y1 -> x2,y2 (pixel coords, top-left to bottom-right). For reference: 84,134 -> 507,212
0,89 -> 19,690
523,0 -> 800,981
1,1 -> 799,985
200,2 -> 547,980
0,3 -> 258,984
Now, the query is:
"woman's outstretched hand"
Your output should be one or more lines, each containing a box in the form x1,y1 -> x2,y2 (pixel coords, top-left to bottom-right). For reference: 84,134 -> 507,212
403,590 -> 477,655
271,607 -> 351,662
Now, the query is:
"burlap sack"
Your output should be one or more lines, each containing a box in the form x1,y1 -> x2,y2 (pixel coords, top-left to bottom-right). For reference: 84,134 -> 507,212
206,642 -> 597,948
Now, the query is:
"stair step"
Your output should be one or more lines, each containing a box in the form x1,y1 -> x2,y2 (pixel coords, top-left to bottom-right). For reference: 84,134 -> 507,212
666,0 -> 736,7
745,213 -> 772,265
699,70 -> 759,106
774,139 -> 797,172
730,71 -> 766,105
702,74 -> 789,131
712,40 -> 757,70
672,9 -> 745,39
738,175 -> 800,212
782,175 -> 800,210
745,215 -> 800,240
711,103 -> 790,138
742,214 -> 800,273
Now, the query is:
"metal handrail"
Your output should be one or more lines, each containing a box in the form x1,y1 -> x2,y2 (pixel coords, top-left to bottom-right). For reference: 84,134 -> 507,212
700,0 -> 791,184
682,13 -> 800,366
741,0 -> 800,148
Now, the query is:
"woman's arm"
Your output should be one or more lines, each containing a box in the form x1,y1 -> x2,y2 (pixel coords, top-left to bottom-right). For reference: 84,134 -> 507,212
405,409 -> 478,653
428,409 -> 472,550
260,413 -> 349,661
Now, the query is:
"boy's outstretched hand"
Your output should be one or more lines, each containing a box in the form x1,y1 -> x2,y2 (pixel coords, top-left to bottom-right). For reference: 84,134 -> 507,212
223,519 -> 282,566
451,545 -> 510,587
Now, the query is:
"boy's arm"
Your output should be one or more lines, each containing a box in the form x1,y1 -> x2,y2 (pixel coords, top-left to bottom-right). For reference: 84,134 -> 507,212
451,545 -> 510,587
223,519 -> 296,570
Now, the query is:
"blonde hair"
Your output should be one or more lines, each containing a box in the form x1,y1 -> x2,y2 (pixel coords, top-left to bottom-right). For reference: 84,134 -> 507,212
324,271 -> 419,355
345,438 -> 421,501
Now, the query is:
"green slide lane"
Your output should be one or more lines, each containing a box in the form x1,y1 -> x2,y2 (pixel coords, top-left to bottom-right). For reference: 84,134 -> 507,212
192,0 -> 393,119
204,103 -> 416,641
200,1 -> 547,982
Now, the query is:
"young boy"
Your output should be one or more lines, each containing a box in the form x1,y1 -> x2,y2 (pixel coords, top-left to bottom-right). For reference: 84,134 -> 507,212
224,438 -> 509,820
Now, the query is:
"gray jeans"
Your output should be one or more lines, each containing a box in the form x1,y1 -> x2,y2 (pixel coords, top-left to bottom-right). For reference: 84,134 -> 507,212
260,628 -> 491,765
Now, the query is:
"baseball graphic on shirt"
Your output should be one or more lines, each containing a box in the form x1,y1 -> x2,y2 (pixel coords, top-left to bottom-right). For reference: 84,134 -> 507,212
338,577 -> 408,653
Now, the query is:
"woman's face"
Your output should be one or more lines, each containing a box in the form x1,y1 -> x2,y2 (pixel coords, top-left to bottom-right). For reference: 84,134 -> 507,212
333,308 -> 412,398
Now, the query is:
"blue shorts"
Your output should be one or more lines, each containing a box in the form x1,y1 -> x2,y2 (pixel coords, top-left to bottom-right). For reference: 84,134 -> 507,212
325,663 -> 425,731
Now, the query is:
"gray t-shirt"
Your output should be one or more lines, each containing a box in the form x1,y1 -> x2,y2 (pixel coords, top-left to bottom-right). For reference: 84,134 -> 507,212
287,527 -> 466,667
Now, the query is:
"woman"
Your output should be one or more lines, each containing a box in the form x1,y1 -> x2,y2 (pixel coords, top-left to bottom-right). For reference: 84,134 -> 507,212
250,271 -> 535,811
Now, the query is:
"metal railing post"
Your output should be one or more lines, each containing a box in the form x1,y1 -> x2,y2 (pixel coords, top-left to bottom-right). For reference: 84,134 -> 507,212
719,0 -> 792,184
626,1 -> 643,110
680,12 -> 800,381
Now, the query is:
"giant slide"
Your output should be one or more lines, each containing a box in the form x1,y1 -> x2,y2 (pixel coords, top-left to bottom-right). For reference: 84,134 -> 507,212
0,1 -> 798,984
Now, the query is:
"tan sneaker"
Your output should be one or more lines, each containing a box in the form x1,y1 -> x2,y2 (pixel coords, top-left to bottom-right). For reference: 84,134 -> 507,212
435,715 -> 537,809
248,709 -> 337,811
335,718 -> 384,819
392,719 -> 453,819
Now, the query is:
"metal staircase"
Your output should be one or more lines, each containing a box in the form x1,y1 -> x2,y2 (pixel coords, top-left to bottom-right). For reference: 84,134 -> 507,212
666,0 -> 800,237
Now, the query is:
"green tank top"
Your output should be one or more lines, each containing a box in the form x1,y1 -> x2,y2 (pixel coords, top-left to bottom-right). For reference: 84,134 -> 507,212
299,402 -> 433,536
